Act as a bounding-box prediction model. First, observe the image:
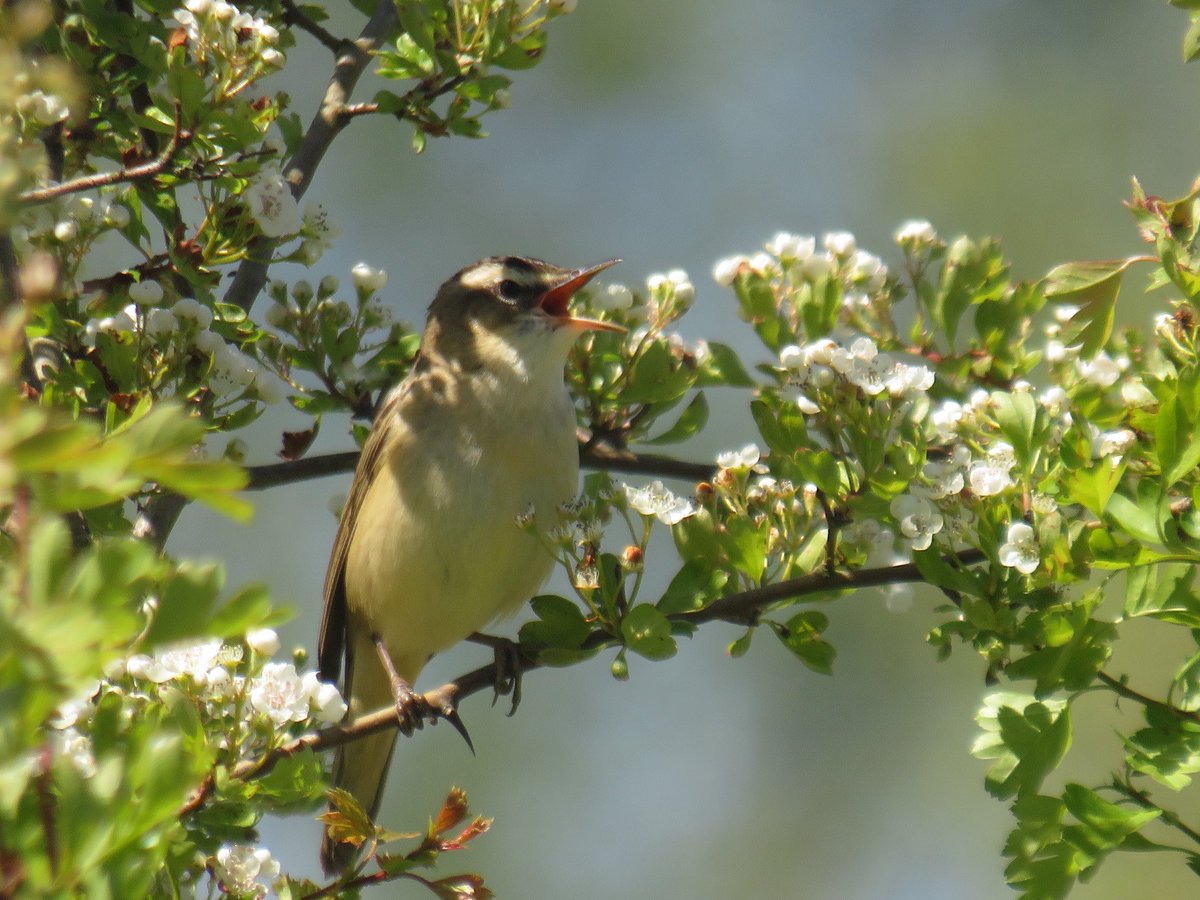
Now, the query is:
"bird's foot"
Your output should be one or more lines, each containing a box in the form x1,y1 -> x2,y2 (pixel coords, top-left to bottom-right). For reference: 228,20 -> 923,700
371,632 -> 472,749
467,631 -> 525,716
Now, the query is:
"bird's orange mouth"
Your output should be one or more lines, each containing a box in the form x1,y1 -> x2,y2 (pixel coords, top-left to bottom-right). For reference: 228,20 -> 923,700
539,259 -> 625,332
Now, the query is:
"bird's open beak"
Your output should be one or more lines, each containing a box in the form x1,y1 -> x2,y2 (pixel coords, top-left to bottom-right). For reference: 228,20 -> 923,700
539,259 -> 625,332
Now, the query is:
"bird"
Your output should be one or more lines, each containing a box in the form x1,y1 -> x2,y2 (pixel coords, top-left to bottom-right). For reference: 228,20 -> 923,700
317,255 -> 621,873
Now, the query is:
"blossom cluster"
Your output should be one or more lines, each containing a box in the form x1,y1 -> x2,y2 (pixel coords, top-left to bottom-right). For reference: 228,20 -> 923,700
82,295 -> 288,405
121,633 -> 346,726
174,0 -> 283,76
48,630 -> 346,807
778,334 -> 934,414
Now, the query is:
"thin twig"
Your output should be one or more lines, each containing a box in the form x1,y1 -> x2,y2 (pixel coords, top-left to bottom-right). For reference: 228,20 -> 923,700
242,442 -> 713,491
1095,671 -> 1200,725
1112,778 -> 1200,847
223,0 -> 399,313
280,0 -> 348,55
18,111 -> 190,206
178,547 -> 989,819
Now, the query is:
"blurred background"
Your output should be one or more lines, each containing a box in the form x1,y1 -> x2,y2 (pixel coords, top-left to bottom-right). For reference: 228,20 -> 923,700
170,0 -> 1200,896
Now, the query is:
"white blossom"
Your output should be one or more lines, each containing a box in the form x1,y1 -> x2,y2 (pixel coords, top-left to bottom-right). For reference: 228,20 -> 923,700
923,460 -> 964,499
302,200 -> 339,251
998,521 -> 1040,575
144,308 -> 178,339
716,443 -> 762,471
245,628 -> 279,657
242,166 -> 301,238
823,230 -> 856,258
712,255 -> 747,286
54,727 -> 97,778
103,202 -> 130,229
849,251 -> 887,290
623,481 -> 697,525
302,672 -> 348,723
768,232 -> 815,261
172,297 -> 213,329
1038,386 -> 1069,415
1120,380 -> 1156,408
779,344 -> 805,371
666,268 -> 694,303
253,371 -> 287,405
801,251 -> 835,281
747,252 -> 776,276
895,219 -> 936,249
249,662 -> 311,725
890,493 -> 944,552
593,282 -> 634,311
128,279 -> 164,306
213,844 -> 280,899
18,89 -> 70,125
127,637 -> 225,684
193,328 -> 226,355
784,387 -> 820,415
969,462 -> 1014,497
1092,428 -> 1136,460
351,261 -> 388,295
1076,352 -> 1122,388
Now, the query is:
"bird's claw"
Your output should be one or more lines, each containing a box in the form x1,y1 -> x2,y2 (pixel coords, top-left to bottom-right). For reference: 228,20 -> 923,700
467,632 -> 525,715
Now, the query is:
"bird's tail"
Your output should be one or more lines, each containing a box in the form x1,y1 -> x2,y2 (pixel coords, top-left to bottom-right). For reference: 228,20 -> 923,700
319,632 -> 416,875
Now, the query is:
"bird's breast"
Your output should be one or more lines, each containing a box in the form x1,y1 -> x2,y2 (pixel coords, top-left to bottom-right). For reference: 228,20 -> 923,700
344,381 -> 578,671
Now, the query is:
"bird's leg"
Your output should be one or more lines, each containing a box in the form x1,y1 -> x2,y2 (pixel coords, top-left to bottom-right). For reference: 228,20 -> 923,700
371,633 -> 474,752
371,633 -> 425,736
467,631 -> 525,716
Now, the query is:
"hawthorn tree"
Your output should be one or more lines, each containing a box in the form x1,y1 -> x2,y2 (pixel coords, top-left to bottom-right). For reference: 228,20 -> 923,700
5,1 -> 1200,897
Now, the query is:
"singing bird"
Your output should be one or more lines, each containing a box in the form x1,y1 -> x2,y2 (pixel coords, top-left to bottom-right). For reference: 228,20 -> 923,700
317,256 -> 621,872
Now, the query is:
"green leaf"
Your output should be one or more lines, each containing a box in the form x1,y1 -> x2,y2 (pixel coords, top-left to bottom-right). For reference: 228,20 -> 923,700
209,583 -> 278,638
1156,393 -> 1200,487
623,340 -> 692,404
1185,12 -> 1200,61
770,611 -> 834,674
695,341 -> 756,387
1044,258 -> 1136,358
644,392 -> 709,445
621,604 -> 677,661
142,562 -> 223,646
721,515 -> 769,581
973,693 -> 1072,800
1061,783 -> 1160,862
519,594 -> 591,656
657,559 -> 729,615
1065,458 -> 1124,517
992,391 -> 1039,471
727,628 -> 754,658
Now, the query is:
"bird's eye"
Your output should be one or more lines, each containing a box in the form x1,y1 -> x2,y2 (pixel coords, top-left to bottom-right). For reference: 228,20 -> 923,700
497,279 -> 522,302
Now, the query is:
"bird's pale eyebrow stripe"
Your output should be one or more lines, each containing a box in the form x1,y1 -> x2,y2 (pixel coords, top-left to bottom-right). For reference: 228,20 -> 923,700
458,259 -> 547,291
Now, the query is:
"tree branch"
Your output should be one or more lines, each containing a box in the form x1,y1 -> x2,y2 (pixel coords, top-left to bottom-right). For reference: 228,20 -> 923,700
280,0 -> 348,55
18,111 -> 190,206
179,547 -> 988,820
1095,670 -> 1200,725
242,441 -> 714,491
223,0 -> 398,313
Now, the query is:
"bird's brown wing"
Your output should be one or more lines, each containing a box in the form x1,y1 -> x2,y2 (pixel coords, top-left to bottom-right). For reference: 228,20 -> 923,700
317,383 -> 408,685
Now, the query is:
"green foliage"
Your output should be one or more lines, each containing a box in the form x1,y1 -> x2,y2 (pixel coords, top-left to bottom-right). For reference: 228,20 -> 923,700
8,0 -> 1200,897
